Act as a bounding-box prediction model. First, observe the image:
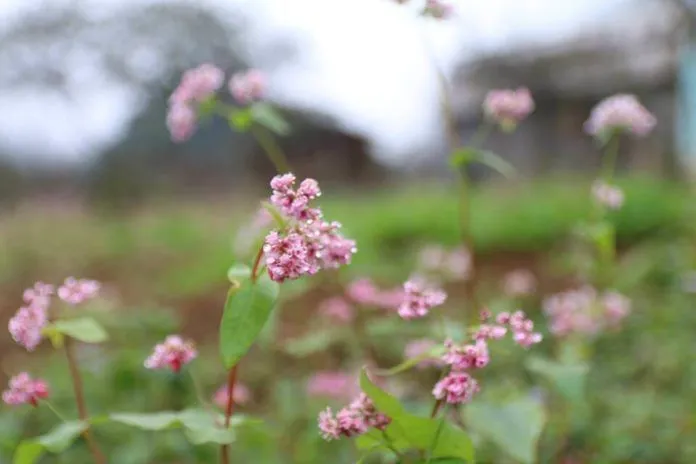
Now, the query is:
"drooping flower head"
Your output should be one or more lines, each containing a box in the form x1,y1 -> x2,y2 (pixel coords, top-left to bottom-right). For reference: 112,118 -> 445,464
432,371 -> 480,404
483,87 -> 535,130
584,94 -> 656,138
442,338 -> 490,370
2,373 -> 49,407
144,335 -> 197,373
397,278 -> 446,320
229,69 -> 266,105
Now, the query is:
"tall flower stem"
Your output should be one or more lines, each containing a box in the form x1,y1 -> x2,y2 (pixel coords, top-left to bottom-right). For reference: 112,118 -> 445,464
64,339 -> 106,464
251,125 -> 291,174
220,364 -> 239,464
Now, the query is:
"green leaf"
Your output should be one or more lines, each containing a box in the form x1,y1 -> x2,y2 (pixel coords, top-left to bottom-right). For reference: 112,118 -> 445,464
464,397 -> 546,464
41,325 -> 64,349
228,108 -> 254,131
359,368 -> 405,418
449,148 -> 476,168
110,411 -> 180,430
179,409 -> 235,445
374,345 -> 446,376
50,318 -> 108,344
250,103 -> 290,135
283,327 -> 347,357
472,150 -> 517,178
220,273 -> 280,368
14,421 -> 88,464
227,264 -> 251,285
526,356 -> 589,404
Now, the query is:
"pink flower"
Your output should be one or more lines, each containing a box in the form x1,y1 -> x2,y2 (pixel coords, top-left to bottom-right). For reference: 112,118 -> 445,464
307,371 -> 358,399
318,407 -> 341,440
213,383 -> 251,408
397,279 -> 446,320
483,88 -> 535,129
57,277 -> 100,305
592,181 -> 624,210
432,371 -> 480,404
269,173 -> 322,222
602,292 -> 631,327
503,269 -> 536,297
9,305 -> 47,351
170,64 -> 224,105
144,335 -> 197,373
317,393 -> 390,441
166,103 -> 197,142
318,297 -> 354,324
2,373 -> 49,407
507,310 -> 543,348
263,230 -> 315,283
442,339 -> 490,370
474,324 -> 508,341
585,94 -> 656,137
23,282 -> 54,308
229,69 -> 266,105
404,339 -> 444,369
543,287 -> 630,336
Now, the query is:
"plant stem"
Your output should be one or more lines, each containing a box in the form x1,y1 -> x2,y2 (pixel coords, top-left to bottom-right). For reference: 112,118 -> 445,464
64,339 -> 106,464
425,415 -> 447,464
252,125 -> 291,174
220,364 -> 239,464
251,246 -> 265,283
44,400 -> 68,422
601,135 -> 621,184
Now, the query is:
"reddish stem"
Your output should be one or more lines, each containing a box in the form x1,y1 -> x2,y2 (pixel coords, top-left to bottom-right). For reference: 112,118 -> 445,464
220,364 -> 239,464
250,246 -> 265,283
430,399 -> 443,418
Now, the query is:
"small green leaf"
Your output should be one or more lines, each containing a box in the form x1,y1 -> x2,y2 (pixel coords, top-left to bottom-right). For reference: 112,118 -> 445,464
179,409 -> 235,445
449,148 -> 476,168
526,356 -> 589,404
229,108 -> 254,131
227,264 -> 251,285
374,345 -> 446,376
472,150 -> 517,178
220,273 -> 280,368
251,103 -> 290,135
283,327 -> 347,357
49,318 -> 108,344
14,421 -> 88,464
465,397 -> 546,464
110,411 -> 180,430
359,368 -> 405,418
41,325 -> 64,349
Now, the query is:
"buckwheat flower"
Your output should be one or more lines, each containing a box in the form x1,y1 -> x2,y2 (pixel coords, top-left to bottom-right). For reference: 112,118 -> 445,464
316,227 -> 357,269
338,393 -> 390,434
144,335 -> 197,373
483,87 -> 535,130
404,339 -> 444,369
318,297 -> 354,324
170,63 -> 224,105
213,383 -> 251,408
166,103 -> 197,142
9,305 -> 47,351
585,94 -> 656,137
2,373 -> 49,407
592,181 -> 624,210
474,324 -> 508,341
318,407 -> 341,441
269,173 -> 322,222
397,279 -> 447,320
432,371 -> 480,404
57,277 -> 100,305
507,310 -> 543,348
307,371 -> 358,399
443,338 -> 490,370
544,287 -> 630,337
503,269 -> 537,297
424,0 -> 453,19
23,282 -> 54,308
263,230 -> 315,283
229,69 -> 266,105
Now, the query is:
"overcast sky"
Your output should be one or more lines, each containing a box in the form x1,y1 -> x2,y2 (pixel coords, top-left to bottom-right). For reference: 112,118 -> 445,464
0,0 -> 639,167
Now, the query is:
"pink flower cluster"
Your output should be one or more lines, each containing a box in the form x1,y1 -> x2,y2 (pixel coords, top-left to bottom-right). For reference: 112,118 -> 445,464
503,269 -> 537,297
418,245 -> 472,281
345,278 -> 405,309
397,279 -> 447,320
2,373 -> 49,407
592,181 -> 624,210
483,88 -> 535,129
307,371 -> 360,400
584,94 -> 656,137
144,335 -> 197,373
213,383 -> 251,408
229,69 -> 266,105
9,278 -> 100,351
167,64 -> 224,142
432,310 -> 541,404
263,174 -> 356,283
543,287 -> 631,337
318,393 -> 391,441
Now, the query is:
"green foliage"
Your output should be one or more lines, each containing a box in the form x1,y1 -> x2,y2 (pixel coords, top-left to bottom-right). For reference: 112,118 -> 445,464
526,356 -> 589,404
219,273 -> 280,368
48,318 -> 108,344
14,421 -> 88,464
250,103 -> 291,135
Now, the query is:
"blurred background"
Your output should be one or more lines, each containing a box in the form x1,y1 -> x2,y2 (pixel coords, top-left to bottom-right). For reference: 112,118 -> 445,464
1,0 -> 695,463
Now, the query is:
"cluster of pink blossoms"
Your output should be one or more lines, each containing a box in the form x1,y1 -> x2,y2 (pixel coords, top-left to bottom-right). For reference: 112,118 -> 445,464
418,245 -> 472,281
2,372 -> 50,407
584,94 -> 656,137
9,278 -> 100,351
591,181 -> 624,210
144,335 -> 198,373
318,393 -> 391,441
543,287 -> 631,337
263,173 -> 356,283
397,278 -> 447,320
432,310 -> 541,404
483,87 -> 535,129
167,65 -> 266,142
